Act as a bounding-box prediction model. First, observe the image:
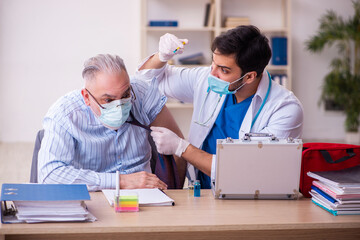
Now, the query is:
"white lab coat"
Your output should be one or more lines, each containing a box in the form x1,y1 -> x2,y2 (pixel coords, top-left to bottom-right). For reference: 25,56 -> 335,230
136,62 -> 303,180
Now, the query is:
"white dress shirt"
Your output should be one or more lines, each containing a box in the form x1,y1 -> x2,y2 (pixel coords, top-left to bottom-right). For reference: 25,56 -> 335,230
38,78 -> 166,191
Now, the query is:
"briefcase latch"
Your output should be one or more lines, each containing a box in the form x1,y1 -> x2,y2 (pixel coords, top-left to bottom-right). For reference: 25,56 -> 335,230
254,190 -> 260,199
214,189 -> 221,198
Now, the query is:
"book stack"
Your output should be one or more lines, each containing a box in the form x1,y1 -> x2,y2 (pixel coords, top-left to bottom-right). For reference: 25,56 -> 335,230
1,183 -> 96,223
224,17 -> 250,29
307,165 -> 360,216
271,74 -> 288,88
148,20 -> 178,27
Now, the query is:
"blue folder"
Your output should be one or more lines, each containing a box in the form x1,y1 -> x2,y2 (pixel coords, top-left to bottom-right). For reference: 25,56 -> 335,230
1,183 -> 90,223
1,183 -> 90,201
311,185 -> 337,204
271,37 -> 287,65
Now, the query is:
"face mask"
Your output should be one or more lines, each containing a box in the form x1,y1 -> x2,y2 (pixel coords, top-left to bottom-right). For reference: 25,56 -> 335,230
207,73 -> 248,95
95,98 -> 132,130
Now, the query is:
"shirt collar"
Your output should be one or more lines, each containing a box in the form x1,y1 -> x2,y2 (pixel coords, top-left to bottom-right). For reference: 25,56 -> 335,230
254,70 -> 270,102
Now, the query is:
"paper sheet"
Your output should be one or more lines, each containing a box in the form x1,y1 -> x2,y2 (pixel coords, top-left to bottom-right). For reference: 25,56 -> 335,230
102,188 -> 174,207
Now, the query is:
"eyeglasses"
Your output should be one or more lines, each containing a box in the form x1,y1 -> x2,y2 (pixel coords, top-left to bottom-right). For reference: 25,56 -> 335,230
85,85 -> 136,110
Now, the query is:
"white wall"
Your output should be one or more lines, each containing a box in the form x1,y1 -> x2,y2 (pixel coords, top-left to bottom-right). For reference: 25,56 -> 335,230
0,0 -> 355,142
0,0 -> 141,142
291,0 -> 354,141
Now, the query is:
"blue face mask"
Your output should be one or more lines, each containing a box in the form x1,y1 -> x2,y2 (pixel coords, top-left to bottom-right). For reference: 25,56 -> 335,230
97,98 -> 132,130
207,73 -> 248,95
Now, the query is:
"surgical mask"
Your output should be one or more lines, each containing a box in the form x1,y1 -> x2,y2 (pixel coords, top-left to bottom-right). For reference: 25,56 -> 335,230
86,88 -> 132,130
97,99 -> 132,130
207,73 -> 248,95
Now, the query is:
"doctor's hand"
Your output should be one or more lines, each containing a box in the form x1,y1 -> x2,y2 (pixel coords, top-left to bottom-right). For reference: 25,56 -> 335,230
150,126 -> 190,157
120,171 -> 167,190
158,33 -> 189,62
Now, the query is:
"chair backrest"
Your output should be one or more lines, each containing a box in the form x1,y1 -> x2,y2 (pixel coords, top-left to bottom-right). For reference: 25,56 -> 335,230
30,129 -> 182,188
30,129 -> 44,183
147,132 -> 182,189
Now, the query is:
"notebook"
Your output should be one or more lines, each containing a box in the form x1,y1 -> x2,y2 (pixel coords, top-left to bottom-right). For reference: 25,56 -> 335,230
212,137 -> 303,199
102,188 -> 174,207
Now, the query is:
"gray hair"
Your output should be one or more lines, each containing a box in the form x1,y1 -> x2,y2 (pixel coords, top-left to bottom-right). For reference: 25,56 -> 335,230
82,54 -> 127,81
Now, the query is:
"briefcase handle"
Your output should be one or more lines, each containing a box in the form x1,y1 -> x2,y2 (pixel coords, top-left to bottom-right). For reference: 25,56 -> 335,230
242,133 -> 279,142
320,149 -> 356,164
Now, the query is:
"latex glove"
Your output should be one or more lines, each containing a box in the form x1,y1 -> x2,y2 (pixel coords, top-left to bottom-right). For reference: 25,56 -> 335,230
150,126 -> 190,157
158,33 -> 189,62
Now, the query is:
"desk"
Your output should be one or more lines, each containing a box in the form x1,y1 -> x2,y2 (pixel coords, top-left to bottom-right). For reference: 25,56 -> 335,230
1,190 -> 360,240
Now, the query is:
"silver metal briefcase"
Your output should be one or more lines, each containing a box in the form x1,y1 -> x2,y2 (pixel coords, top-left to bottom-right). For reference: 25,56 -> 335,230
212,133 -> 303,200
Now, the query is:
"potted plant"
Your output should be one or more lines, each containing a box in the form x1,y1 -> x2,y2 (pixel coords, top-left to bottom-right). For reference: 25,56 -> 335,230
305,0 -> 360,144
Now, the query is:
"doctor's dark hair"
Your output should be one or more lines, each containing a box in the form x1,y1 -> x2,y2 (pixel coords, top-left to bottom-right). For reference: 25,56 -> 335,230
211,25 -> 272,77
82,54 -> 127,81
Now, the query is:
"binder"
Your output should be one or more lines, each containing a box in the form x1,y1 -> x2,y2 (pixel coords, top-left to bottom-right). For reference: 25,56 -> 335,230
271,37 -> 287,65
1,183 -> 92,223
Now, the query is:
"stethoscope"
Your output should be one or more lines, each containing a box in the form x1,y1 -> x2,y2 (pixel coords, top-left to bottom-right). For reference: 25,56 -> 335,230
195,71 -> 272,130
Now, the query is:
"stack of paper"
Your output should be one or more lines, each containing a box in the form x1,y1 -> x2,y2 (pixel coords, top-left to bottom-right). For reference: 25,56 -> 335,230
307,165 -> 360,216
102,188 -> 174,207
1,183 -> 96,223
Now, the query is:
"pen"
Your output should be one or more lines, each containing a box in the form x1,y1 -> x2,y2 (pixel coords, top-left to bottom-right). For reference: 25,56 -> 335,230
116,170 -> 120,197
115,170 -> 120,212
173,41 -> 186,53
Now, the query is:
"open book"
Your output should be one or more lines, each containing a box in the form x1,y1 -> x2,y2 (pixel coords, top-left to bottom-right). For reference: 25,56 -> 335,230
102,188 -> 174,207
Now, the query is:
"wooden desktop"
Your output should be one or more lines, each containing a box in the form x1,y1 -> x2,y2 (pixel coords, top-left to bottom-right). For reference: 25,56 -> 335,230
1,190 -> 360,240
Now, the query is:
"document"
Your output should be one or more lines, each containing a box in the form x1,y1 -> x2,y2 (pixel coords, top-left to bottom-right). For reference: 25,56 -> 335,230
312,181 -> 360,199
310,191 -> 360,216
307,165 -> 360,188
1,183 -> 96,223
102,188 -> 174,207
308,166 -> 360,216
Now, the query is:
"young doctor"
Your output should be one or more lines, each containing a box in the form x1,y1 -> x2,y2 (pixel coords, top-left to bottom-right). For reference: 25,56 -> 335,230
136,25 -> 303,188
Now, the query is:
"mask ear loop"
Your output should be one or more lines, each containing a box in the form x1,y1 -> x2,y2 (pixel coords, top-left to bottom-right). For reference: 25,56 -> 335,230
231,81 -> 247,94
228,72 -> 249,94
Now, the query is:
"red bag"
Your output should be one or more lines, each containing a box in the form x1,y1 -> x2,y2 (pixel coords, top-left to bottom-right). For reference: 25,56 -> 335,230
300,142 -> 360,198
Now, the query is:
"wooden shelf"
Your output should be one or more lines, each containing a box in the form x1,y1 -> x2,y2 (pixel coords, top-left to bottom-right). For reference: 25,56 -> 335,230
266,65 -> 289,71
141,0 -> 292,89
145,27 -> 215,32
220,27 -> 288,34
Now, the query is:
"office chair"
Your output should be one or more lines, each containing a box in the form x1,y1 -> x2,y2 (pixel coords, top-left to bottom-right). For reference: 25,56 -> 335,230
30,130 -> 182,188
30,129 -> 44,183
